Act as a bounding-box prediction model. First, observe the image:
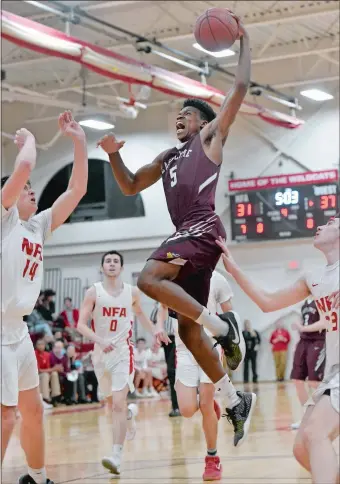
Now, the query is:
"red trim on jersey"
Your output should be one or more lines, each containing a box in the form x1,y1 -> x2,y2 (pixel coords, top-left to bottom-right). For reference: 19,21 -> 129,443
91,319 -> 95,332
127,321 -> 134,375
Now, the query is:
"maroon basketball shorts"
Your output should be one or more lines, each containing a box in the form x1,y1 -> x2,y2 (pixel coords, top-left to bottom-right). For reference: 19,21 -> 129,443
148,214 -> 226,307
290,338 -> 326,381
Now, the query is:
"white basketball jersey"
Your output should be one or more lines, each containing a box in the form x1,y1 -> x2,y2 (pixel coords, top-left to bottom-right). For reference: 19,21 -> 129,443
305,261 -> 339,377
174,271 -> 233,350
92,282 -> 134,350
1,205 -> 52,345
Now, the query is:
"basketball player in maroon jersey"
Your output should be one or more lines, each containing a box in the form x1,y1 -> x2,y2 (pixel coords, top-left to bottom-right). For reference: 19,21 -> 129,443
290,298 -> 325,429
98,12 -> 256,446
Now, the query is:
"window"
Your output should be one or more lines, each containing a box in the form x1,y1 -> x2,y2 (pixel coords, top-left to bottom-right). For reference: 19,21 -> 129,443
38,159 -> 145,222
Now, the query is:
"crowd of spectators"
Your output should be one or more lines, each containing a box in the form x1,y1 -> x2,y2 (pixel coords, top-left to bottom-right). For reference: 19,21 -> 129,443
26,290 -> 97,408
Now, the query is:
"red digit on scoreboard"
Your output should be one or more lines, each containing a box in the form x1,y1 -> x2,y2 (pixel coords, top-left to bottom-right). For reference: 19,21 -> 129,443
236,203 -> 245,217
256,222 -> 264,234
306,219 -> 314,229
320,195 -> 336,210
240,224 -> 247,234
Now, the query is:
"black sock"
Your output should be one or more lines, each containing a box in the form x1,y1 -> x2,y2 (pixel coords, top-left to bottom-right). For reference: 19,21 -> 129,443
207,448 -> 217,456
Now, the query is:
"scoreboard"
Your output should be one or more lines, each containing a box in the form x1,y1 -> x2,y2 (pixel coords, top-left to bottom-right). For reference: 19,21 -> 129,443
229,171 -> 339,242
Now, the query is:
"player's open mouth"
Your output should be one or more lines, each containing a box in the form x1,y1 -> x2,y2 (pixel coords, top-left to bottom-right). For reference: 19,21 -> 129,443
176,121 -> 186,134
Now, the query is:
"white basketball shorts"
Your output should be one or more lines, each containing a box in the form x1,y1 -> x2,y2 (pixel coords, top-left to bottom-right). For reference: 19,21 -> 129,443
1,333 -> 39,406
306,367 -> 339,413
175,344 -> 223,388
92,345 -> 135,398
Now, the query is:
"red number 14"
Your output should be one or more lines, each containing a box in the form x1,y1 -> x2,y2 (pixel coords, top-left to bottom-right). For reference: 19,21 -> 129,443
23,259 -> 39,281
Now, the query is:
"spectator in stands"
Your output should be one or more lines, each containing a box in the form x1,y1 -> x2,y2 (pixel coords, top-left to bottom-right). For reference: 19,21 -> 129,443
49,340 -> 74,405
54,330 -> 68,344
147,346 -> 167,395
242,319 -> 261,384
270,321 -> 291,381
35,339 -> 62,406
26,297 -> 54,340
66,344 -> 89,404
134,338 -> 155,398
60,297 -> 79,333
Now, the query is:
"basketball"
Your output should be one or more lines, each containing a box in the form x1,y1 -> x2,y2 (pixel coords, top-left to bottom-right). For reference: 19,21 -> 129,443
194,8 -> 239,52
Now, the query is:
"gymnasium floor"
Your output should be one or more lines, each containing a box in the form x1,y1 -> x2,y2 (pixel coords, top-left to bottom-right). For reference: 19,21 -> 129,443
2,382 -> 322,484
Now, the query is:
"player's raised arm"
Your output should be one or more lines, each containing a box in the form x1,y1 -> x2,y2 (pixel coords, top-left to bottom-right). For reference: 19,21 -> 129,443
132,288 -> 171,345
203,16 -> 250,143
216,238 -> 310,312
1,129 -> 37,209
77,287 -> 114,352
97,133 -> 165,195
50,111 -> 88,231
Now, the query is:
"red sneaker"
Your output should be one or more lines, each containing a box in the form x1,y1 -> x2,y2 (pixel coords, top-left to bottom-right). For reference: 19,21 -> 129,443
203,455 -> 222,481
213,399 -> 221,420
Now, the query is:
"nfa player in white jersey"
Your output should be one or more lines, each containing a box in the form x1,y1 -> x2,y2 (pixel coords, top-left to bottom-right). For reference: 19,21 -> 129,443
77,250 -> 170,476
216,214 -> 339,484
1,112 -> 88,484
157,271 -> 255,481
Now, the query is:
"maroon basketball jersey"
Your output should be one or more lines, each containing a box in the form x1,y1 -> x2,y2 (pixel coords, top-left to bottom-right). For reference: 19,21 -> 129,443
162,134 -> 220,229
300,299 -> 325,340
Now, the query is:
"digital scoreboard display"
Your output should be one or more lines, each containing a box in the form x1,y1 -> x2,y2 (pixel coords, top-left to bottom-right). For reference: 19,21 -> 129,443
230,182 -> 339,242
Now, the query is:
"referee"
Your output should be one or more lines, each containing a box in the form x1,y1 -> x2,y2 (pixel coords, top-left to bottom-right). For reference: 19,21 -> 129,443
150,302 -> 181,417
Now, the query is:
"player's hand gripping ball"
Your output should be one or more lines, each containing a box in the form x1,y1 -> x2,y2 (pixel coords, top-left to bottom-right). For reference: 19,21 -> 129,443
194,8 -> 245,52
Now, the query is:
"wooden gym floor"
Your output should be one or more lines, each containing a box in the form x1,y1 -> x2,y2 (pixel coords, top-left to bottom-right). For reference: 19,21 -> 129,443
3,382 -> 336,484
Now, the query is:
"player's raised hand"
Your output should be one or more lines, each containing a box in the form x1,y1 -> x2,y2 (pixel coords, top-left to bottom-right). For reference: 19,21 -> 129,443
226,10 -> 247,39
97,133 -> 125,154
215,236 -> 239,275
14,128 -> 35,151
330,290 -> 340,310
153,329 -> 171,347
58,111 -> 85,140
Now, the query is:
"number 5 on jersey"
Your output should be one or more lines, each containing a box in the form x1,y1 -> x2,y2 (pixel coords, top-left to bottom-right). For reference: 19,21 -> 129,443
170,165 -> 178,187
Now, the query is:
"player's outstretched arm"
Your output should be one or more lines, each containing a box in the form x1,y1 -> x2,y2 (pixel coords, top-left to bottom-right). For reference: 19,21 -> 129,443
50,111 -> 88,231
1,129 -> 36,209
132,289 -> 171,346
77,287 -> 114,352
97,133 -> 165,195
203,15 -> 250,143
216,237 -> 310,312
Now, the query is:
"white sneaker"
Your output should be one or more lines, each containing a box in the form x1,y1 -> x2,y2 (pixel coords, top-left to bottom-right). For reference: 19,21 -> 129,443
42,400 -> 53,410
102,456 -> 121,475
126,403 -> 138,441
135,391 -> 144,398
147,387 -> 159,398
291,420 -> 301,430
141,388 -> 151,398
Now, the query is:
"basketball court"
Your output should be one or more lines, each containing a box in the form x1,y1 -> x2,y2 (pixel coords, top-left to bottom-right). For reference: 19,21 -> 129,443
3,383 -> 317,484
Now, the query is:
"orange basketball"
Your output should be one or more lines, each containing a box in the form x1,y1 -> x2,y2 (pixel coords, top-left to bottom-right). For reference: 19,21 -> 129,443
194,8 -> 239,52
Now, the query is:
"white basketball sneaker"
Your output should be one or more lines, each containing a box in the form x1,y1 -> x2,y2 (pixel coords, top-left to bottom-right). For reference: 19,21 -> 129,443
126,403 -> 138,441
102,456 -> 121,475
291,420 -> 301,430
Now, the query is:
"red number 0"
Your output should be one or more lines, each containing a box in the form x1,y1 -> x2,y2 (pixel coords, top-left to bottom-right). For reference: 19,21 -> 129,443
110,319 -> 118,332
326,311 -> 338,332
23,259 -> 39,281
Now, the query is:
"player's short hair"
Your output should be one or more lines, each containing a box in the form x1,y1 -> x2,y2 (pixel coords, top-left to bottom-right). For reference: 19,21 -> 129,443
1,176 -> 9,189
182,99 -> 216,123
64,297 -> 72,303
101,250 -> 124,267
136,338 -> 146,343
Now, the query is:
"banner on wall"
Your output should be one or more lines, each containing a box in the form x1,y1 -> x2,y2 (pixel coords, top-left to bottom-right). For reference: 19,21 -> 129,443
228,169 -> 339,192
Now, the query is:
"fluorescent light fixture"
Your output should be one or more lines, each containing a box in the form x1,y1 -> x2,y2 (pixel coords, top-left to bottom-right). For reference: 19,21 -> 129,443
300,89 -> 334,101
193,43 -> 235,58
79,119 -> 115,130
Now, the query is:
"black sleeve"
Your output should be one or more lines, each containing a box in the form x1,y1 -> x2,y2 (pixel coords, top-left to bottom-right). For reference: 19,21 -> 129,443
256,331 -> 261,345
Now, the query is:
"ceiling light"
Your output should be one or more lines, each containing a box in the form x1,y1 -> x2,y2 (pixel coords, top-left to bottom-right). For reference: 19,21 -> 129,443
193,43 -> 235,58
300,89 -> 334,101
79,119 -> 115,130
